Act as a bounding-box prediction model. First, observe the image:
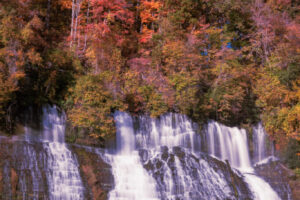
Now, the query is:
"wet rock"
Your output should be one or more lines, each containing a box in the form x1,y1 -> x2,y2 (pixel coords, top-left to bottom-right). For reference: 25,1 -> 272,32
72,146 -> 114,200
140,146 -> 253,200
139,149 -> 149,162
255,161 -> 293,200
65,124 -> 105,147
0,139 -> 115,200
0,140 -> 49,199
289,176 -> 300,200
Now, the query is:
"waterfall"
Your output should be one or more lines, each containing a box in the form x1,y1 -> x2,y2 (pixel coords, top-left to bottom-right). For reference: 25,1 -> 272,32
41,106 -> 85,200
107,111 -> 159,200
134,113 -> 201,152
23,106 -> 85,200
0,107 -> 289,199
253,122 -> 277,165
253,122 -> 266,162
205,120 -> 280,200
109,112 -> 254,199
0,141 -> 48,200
206,121 -> 252,171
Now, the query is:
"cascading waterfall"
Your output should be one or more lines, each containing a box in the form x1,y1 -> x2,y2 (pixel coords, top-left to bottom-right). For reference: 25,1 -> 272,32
107,111 -> 159,200
109,112 -> 254,199
41,106 -> 85,200
0,106 -> 289,199
24,106 -> 85,200
206,121 -> 280,200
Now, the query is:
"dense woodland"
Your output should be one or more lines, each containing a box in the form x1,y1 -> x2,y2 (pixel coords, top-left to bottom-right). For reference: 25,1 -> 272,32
0,0 -> 299,155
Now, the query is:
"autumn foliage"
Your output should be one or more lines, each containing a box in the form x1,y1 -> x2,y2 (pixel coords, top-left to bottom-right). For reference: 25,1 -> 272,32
0,0 -> 299,146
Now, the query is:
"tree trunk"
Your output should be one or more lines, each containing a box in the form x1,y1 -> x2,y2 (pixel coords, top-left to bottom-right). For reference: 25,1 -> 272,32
46,0 -> 51,30
74,0 -> 81,45
77,17 -> 81,54
70,0 -> 75,47
83,0 -> 90,51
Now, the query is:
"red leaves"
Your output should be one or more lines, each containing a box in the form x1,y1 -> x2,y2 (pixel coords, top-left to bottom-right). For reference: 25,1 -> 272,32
87,0 -> 134,47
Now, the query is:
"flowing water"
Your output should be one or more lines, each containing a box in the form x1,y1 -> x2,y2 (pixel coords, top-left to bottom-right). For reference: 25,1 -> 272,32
253,122 -> 266,162
205,121 -> 281,200
41,106 -> 85,200
109,112 -> 282,200
108,112 -> 203,199
0,107 -> 289,199
107,111 -> 159,200
22,106 -> 85,200
134,113 -> 201,152
206,121 -> 252,171
252,122 -> 277,165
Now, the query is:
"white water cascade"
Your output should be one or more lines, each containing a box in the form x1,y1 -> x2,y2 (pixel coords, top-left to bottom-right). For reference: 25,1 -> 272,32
42,106 -> 85,200
134,113 -> 201,152
25,106 -> 85,200
253,122 -> 277,165
107,111 -> 159,200
109,112 -> 254,200
206,121 -> 281,200
1,106 -> 290,199
206,122 -> 251,171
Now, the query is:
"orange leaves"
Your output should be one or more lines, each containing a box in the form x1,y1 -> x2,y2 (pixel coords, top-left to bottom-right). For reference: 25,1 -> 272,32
139,0 -> 162,24
140,26 -> 154,44
58,0 -> 73,9
138,0 -> 162,44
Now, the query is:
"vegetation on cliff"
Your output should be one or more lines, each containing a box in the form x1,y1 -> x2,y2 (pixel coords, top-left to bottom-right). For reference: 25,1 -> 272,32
0,0 -> 299,149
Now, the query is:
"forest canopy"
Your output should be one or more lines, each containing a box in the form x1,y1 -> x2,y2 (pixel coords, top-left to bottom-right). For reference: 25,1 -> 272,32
0,0 -> 299,146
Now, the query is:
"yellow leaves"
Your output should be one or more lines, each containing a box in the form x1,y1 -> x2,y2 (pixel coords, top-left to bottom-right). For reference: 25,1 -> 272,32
273,104 -> 300,140
21,15 -> 43,44
109,48 -> 124,72
292,80 -> 300,101
21,24 -> 34,43
162,41 -> 185,70
106,13 -> 115,23
89,133 -> 101,139
0,14 -> 18,45
26,48 -> 42,66
66,74 -> 124,139
85,46 -> 97,61
254,70 -> 288,109
256,66 -> 300,140
204,27 -> 222,35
